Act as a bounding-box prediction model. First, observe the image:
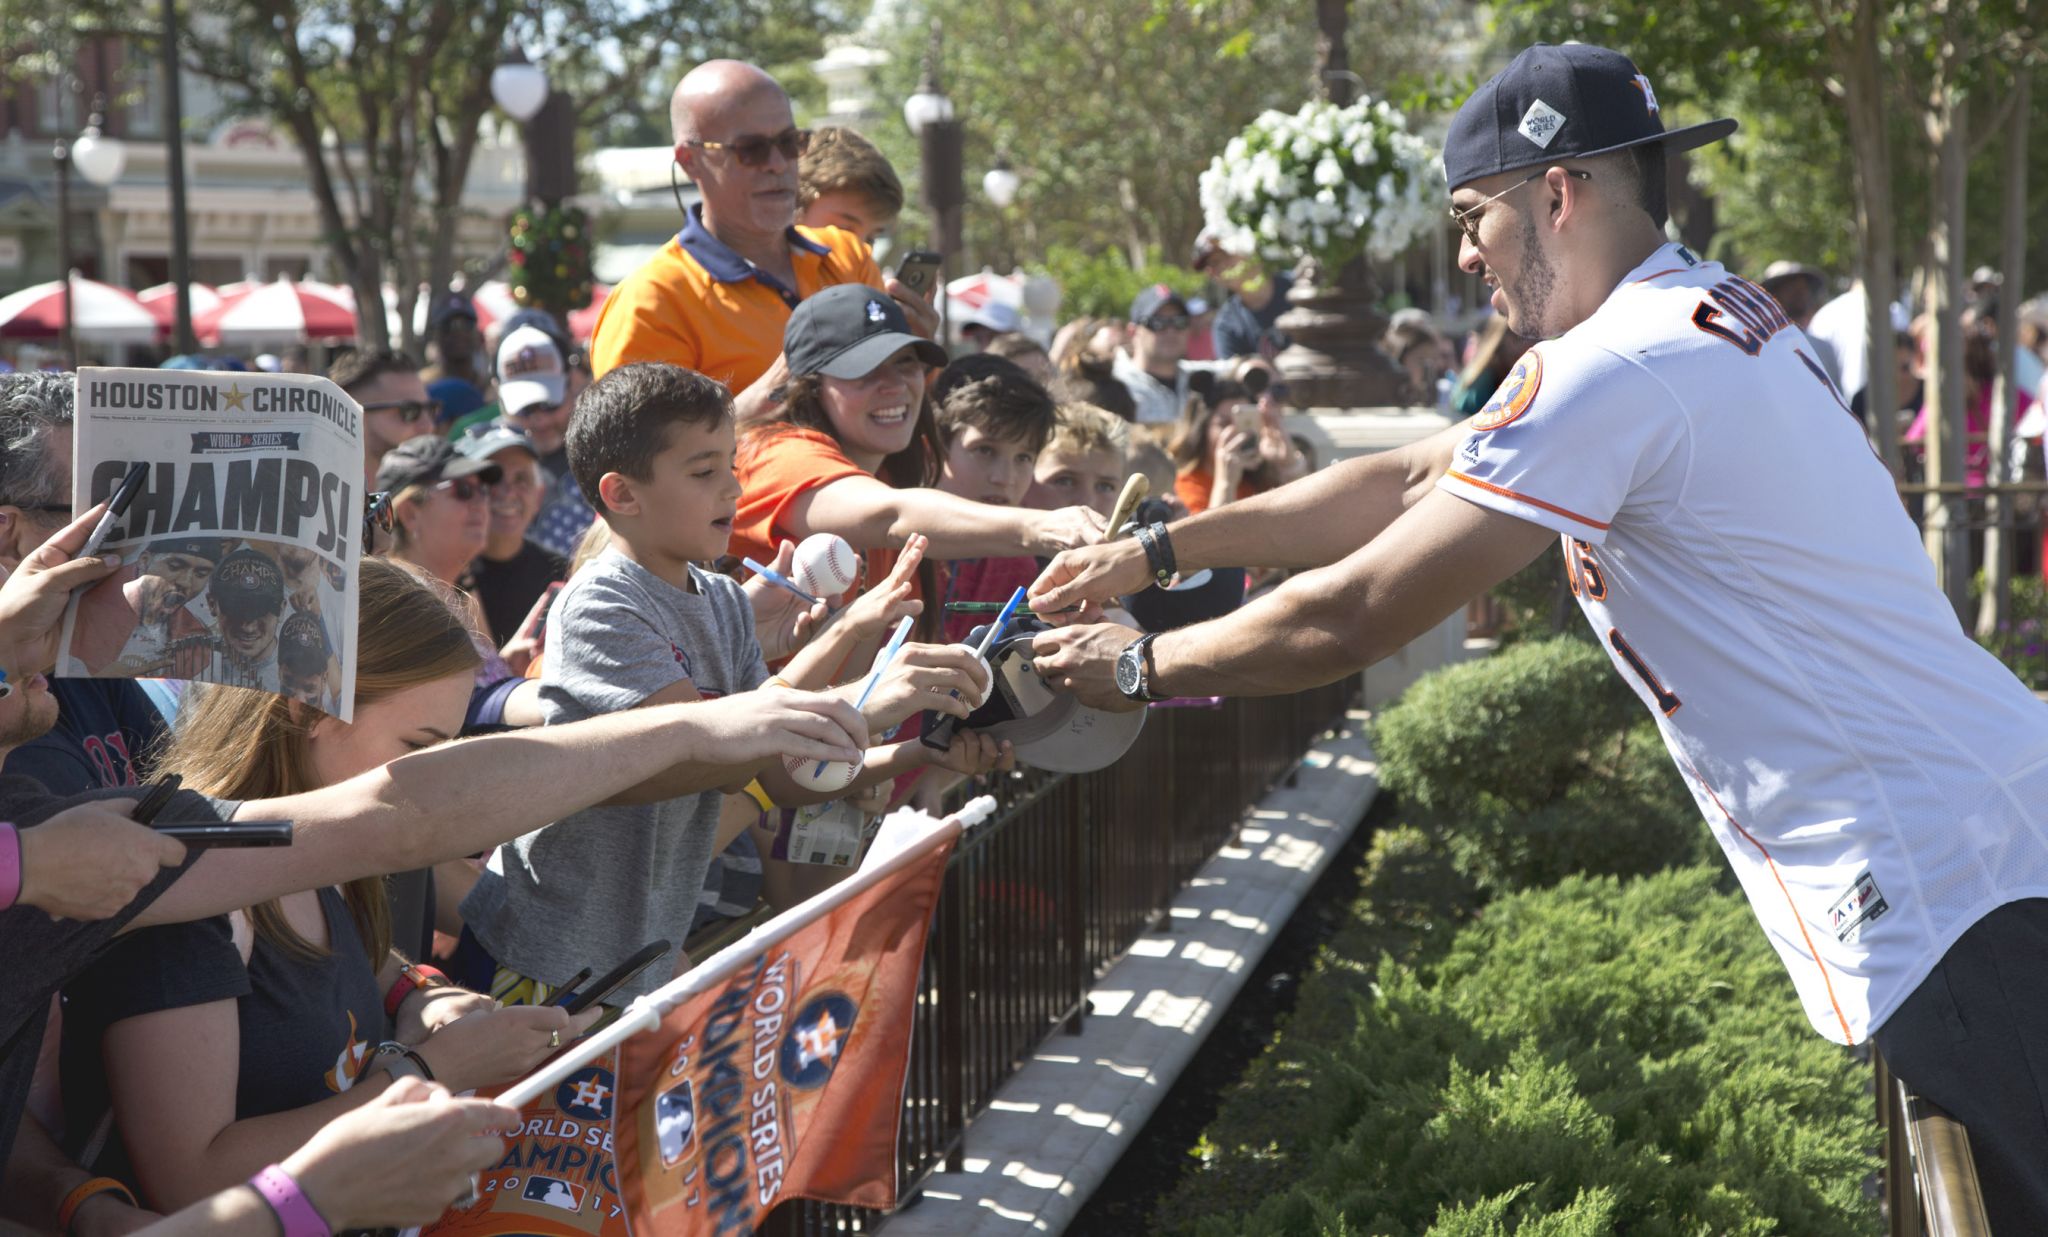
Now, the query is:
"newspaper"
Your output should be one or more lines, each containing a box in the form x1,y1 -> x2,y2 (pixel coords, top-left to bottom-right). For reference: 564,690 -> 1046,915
56,367 -> 363,720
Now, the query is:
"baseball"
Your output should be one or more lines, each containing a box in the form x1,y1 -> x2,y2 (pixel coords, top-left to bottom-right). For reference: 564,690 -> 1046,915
784,752 -> 862,794
793,533 -> 860,598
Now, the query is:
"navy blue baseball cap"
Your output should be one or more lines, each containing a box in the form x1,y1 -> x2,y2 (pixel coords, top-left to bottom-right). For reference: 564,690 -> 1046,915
1442,43 -> 1736,191
784,284 -> 947,380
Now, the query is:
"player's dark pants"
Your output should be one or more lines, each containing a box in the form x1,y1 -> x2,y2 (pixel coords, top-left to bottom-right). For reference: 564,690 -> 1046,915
1872,897 -> 2048,1231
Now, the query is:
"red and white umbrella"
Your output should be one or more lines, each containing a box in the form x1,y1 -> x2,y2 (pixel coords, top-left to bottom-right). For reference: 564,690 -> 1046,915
136,282 -> 223,330
0,277 -> 159,344
566,284 -> 612,342
470,281 -> 520,334
198,276 -> 358,346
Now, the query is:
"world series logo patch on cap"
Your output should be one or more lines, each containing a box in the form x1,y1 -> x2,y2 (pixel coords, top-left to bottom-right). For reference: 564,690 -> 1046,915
1518,99 -> 1566,148
1472,348 -> 1543,431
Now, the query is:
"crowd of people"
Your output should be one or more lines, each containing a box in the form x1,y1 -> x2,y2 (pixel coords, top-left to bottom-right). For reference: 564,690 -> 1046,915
6,34 -> 2048,1237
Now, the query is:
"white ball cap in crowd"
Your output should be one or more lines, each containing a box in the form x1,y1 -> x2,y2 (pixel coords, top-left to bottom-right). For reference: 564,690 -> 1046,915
496,323 -> 568,417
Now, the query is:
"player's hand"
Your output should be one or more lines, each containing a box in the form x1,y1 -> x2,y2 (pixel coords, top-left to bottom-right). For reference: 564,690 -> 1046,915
1025,505 -> 1108,557
745,539 -> 831,663
17,800 -> 188,921
684,688 -> 868,766
0,501 -> 122,675
413,1001 -> 601,1093
1030,623 -> 1148,712
925,730 -> 1015,777
857,644 -> 991,730
885,276 -> 942,339
283,1078 -> 523,1230
1028,540 -> 1153,623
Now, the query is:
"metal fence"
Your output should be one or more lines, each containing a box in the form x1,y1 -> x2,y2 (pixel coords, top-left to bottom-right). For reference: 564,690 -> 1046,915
1876,1050 -> 1993,1235
760,677 -> 1360,1236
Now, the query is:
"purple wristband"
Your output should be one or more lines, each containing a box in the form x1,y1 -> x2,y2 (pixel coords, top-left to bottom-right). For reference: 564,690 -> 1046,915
0,823 -> 20,912
250,1165 -> 331,1237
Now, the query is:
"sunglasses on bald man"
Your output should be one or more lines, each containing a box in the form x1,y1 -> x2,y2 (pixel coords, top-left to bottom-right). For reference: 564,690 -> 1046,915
685,127 -> 811,169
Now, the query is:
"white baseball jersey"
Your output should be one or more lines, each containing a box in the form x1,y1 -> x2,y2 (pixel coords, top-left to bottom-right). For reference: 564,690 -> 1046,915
1440,242 -> 2048,1045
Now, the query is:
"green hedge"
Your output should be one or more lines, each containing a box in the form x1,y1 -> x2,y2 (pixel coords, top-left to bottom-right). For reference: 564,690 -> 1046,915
1152,637 -> 1875,1235
1162,870 -> 1878,1236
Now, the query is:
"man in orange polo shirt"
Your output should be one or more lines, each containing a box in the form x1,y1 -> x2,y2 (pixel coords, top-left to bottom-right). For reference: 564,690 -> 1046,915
590,60 -> 936,422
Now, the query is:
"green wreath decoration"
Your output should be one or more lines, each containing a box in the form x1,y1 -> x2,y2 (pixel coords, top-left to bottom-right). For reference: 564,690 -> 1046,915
508,204 -> 595,315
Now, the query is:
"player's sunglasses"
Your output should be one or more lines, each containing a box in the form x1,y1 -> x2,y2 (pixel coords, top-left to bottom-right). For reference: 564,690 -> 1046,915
1449,167 -> 1591,246
685,127 -> 811,168
362,490 -> 394,553
1142,314 -> 1191,332
360,398 -> 441,424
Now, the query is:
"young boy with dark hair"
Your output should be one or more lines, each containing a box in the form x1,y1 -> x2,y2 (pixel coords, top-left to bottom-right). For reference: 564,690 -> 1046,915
931,355 -> 1059,642
459,362 -> 993,1004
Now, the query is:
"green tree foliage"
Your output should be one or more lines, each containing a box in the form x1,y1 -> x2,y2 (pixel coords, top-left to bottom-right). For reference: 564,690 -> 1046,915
1165,869 -> 1880,1236
1032,244 -> 1207,320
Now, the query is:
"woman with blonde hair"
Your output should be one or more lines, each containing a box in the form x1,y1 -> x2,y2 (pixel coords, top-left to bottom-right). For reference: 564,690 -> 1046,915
59,560 -> 594,1212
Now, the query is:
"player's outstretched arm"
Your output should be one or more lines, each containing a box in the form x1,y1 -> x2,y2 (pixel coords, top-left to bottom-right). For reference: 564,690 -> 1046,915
1033,488 -> 1554,705
1030,420 -> 1469,616
127,690 -> 867,930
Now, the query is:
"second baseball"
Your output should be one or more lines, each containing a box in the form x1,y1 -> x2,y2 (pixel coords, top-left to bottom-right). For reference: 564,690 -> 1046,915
793,533 -> 860,597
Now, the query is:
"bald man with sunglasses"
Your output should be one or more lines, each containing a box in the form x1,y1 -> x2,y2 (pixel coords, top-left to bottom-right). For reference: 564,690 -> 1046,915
590,61 -> 939,424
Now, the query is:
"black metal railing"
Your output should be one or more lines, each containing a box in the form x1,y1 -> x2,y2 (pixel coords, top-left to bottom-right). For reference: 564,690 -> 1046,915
763,678 -> 1360,1235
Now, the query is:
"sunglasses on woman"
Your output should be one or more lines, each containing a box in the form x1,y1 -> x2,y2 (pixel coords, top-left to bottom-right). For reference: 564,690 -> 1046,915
433,477 -> 491,502
685,127 -> 811,168
360,399 -> 442,424
362,491 -> 394,553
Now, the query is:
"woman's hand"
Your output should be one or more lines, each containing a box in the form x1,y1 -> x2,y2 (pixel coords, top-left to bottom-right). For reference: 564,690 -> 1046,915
394,985 -> 498,1046
284,1079 -> 522,1230
745,539 -> 832,663
1213,424 -> 1251,489
857,644 -> 991,730
1026,506 -> 1108,557
1256,401 -> 1303,479
925,730 -> 1015,777
412,1001 -> 601,1093
0,501 -> 121,674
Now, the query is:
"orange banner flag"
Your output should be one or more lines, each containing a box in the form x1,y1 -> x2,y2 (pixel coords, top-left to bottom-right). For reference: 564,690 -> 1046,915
610,814 -> 957,1233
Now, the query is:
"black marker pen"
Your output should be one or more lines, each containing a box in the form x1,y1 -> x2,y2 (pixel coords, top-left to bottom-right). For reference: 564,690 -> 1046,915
80,462 -> 149,559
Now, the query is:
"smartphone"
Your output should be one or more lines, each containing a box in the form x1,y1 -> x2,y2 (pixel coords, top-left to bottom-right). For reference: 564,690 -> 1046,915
892,250 -> 943,299
132,773 -> 184,826
559,939 -> 671,1015
156,820 -> 294,848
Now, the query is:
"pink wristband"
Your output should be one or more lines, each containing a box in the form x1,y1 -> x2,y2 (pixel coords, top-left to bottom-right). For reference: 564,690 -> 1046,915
249,1165 -> 331,1237
0,823 -> 20,912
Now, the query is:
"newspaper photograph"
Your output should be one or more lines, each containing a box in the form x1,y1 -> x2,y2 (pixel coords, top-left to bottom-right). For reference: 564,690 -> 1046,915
56,367 -> 363,721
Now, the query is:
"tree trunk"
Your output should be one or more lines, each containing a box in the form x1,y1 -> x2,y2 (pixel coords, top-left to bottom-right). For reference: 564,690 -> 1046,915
1923,38 -> 1970,622
1315,0 -> 1354,105
1841,0 -> 1899,476
1977,69 -> 2030,640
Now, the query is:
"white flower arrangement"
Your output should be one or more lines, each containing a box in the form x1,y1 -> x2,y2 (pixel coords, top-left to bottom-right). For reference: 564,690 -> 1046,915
1198,96 -> 1438,272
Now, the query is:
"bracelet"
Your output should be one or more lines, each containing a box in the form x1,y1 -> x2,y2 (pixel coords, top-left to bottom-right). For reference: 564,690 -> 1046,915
1134,522 -> 1176,589
57,1177 -> 137,1232
764,676 -> 794,691
367,1040 -> 436,1082
0,823 -> 19,913
249,1164 -> 332,1237
382,961 -> 448,1019
741,779 -> 777,812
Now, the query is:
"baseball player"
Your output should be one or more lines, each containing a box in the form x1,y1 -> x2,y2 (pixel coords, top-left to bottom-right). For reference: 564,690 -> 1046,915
1028,42 -> 2048,1227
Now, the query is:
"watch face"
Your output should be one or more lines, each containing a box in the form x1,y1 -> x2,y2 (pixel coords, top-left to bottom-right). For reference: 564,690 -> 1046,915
1115,644 -> 1144,697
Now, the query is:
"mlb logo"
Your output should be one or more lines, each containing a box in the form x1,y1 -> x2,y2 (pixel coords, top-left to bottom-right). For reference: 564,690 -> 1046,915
522,1175 -> 586,1212
656,1079 -> 697,1167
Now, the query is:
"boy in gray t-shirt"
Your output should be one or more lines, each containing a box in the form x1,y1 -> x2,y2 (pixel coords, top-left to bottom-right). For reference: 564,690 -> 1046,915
460,363 -> 996,1005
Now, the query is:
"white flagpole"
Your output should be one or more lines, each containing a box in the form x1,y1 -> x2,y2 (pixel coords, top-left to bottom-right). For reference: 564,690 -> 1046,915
495,796 -> 992,1109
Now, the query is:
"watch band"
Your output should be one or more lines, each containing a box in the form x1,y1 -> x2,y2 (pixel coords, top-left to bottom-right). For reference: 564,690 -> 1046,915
1135,523 -> 1175,588
382,961 -> 448,1019
0,823 -> 19,912
368,1040 -> 435,1082
249,1165 -> 333,1237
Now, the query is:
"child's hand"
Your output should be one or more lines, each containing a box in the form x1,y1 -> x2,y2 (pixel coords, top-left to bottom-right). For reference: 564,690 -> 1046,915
859,644 -> 990,730
927,730 -> 1015,777
745,539 -> 830,662
833,533 -> 926,644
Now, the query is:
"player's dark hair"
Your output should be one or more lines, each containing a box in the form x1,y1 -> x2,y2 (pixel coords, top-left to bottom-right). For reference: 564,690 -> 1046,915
1625,143 -> 1668,229
327,348 -> 422,397
569,362 -> 732,514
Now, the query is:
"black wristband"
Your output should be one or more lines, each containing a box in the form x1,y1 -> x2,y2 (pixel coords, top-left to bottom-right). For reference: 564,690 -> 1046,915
1149,521 -> 1177,579
1136,521 -> 1175,588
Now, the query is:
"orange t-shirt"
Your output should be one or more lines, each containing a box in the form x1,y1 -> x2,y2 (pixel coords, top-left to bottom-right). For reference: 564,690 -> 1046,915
589,205 -> 882,394
1175,467 -> 1269,515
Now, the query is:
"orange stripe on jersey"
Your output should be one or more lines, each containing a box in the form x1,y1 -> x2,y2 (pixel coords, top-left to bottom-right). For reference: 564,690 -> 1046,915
1630,266 -> 1690,284
1445,471 -> 1612,531
1680,758 -> 1856,1044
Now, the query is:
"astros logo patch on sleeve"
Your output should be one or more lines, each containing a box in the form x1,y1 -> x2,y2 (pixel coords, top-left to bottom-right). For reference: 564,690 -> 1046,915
1471,348 -> 1543,431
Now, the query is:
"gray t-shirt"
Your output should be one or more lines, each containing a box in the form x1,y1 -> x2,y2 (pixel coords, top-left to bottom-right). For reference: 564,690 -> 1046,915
460,550 -> 767,1000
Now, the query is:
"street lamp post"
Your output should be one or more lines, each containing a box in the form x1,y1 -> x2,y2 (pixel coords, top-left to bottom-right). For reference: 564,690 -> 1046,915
162,0 -> 198,354
53,96 -> 128,370
981,153 -> 1019,272
903,21 -> 964,264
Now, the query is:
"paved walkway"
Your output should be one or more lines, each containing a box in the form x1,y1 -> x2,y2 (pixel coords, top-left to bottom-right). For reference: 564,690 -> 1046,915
877,709 -> 1380,1235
